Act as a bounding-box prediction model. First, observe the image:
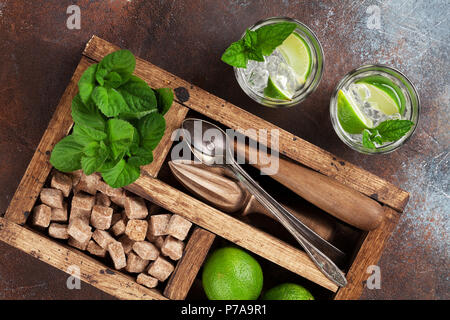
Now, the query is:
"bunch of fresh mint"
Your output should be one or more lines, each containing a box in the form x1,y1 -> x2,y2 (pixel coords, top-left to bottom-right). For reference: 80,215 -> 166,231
221,22 -> 296,68
50,50 -> 173,188
362,119 -> 414,149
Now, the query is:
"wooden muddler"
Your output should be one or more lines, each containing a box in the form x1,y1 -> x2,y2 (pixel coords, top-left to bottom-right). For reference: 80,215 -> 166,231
234,141 -> 385,230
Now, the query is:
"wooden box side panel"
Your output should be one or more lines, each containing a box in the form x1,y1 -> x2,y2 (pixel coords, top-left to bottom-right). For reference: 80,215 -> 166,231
0,217 -> 166,300
334,206 -> 401,300
164,227 -> 216,300
83,35 -> 409,212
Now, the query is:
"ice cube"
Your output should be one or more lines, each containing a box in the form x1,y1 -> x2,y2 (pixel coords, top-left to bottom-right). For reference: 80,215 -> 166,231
247,67 -> 269,92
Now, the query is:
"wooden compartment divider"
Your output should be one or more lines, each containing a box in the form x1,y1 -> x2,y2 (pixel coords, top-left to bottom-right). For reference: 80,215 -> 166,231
0,35 -> 410,300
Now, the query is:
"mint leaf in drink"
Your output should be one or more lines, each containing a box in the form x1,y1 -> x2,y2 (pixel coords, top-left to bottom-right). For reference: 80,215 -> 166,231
255,22 -> 296,56
374,119 -> 414,142
100,158 -> 140,188
362,130 -> 376,149
50,135 -> 84,172
221,40 -> 248,68
221,22 -> 296,68
78,64 -> 98,104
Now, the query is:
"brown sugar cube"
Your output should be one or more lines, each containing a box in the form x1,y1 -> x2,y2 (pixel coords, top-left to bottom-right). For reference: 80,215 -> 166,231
68,218 -> 92,244
118,235 -> 135,254
125,220 -> 148,241
133,241 -> 159,261
72,192 -> 95,211
147,256 -> 174,282
155,236 -> 165,249
68,237 -> 89,251
111,219 -> 127,237
90,205 -> 113,230
48,223 -> 69,239
75,173 -> 101,195
40,188 -> 64,209
161,236 -> 185,261
111,212 -> 123,226
69,207 -> 91,224
92,229 -> 116,249
51,171 -> 72,197
124,195 -> 148,219
70,170 -> 83,187
32,204 -> 52,228
148,214 -> 171,237
126,252 -> 150,273
166,215 -> 192,241
95,192 -> 111,207
107,241 -> 126,270
87,240 -> 107,257
136,273 -> 158,289
51,202 -> 68,222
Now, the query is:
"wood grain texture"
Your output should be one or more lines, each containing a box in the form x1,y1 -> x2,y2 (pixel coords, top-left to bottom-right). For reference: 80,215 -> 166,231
82,35 -> 409,212
4,57 -> 92,225
0,217 -> 166,300
126,175 -> 339,292
164,227 -> 216,300
334,206 -> 401,300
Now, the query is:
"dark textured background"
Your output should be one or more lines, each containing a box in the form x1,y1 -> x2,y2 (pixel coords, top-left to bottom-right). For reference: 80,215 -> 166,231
0,0 -> 448,300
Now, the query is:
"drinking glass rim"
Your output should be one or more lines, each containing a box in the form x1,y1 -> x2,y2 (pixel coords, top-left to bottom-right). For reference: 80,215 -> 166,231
330,64 -> 421,154
233,16 -> 324,107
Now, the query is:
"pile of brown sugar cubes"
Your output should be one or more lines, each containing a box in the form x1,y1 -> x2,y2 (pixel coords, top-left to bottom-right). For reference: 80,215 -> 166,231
31,169 -> 193,289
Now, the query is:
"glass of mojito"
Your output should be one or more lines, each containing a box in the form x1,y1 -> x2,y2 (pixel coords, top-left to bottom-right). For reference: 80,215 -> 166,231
222,17 -> 324,107
330,65 -> 420,154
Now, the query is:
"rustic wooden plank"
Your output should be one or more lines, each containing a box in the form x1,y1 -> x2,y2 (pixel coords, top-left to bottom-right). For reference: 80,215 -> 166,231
82,35 -> 409,212
126,175 -> 339,292
141,102 -> 188,177
334,206 -> 401,300
0,217 -> 166,300
4,57 -> 91,225
164,227 -> 216,300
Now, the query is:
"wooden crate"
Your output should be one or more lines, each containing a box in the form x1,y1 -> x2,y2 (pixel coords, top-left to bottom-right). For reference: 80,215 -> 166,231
0,36 -> 409,300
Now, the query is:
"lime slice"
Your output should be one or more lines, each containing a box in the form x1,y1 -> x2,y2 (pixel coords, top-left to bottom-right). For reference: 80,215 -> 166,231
277,32 -> 312,85
356,83 -> 400,115
356,75 -> 406,114
264,76 -> 293,100
337,90 -> 373,134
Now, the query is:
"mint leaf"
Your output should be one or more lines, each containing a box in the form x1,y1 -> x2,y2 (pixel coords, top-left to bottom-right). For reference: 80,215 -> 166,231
138,113 -> 166,150
73,124 -> 107,143
81,141 -> 109,175
362,130 -> 376,149
92,86 -> 128,117
101,159 -> 140,188
374,119 -> 414,142
50,135 -> 84,172
118,76 -> 157,116
107,119 -> 134,159
78,64 -> 98,104
104,71 -> 125,89
128,147 -> 153,167
255,22 -> 296,55
155,88 -> 174,115
96,49 -> 136,85
221,41 -> 248,68
71,94 -> 106,131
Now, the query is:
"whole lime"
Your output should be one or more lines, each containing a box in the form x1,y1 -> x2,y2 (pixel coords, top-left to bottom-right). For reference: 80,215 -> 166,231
262,283 -> 314,300
202,247 -> 263,300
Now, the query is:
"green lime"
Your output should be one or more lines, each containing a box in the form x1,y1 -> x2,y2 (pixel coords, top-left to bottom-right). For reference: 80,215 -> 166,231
262,283 -> 314,300
337,89 -> 373,134
278,32 -> 312,85
356,75 -> 406,114
264,76 -> 293,100
202,247 -> 263,300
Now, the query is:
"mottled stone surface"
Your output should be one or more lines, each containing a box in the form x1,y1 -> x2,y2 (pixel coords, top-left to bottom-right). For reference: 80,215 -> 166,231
0,0 -> 448,299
